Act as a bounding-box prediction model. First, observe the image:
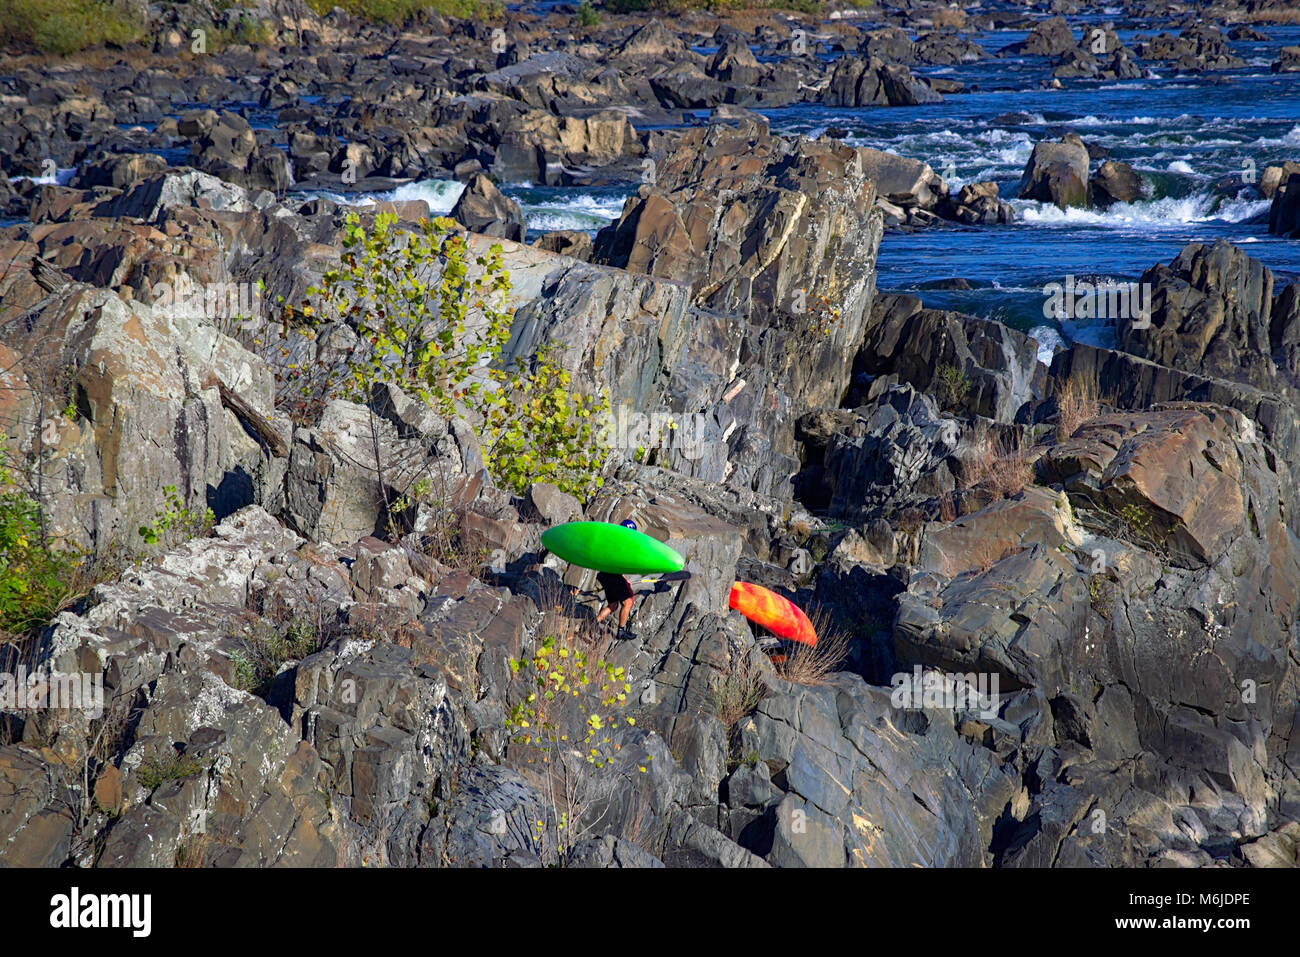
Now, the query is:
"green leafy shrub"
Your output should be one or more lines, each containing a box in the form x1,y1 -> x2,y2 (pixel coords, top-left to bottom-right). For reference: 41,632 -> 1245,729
138,752 -> 206,791
935,363 -> 971,412
229,619 -> 320,697
481,353 -> 608,501
306,212 -> 608,508
575,0 -> 600,26
137,485 -> 215,549
0,436 -> 79,637
326,213 -> 513,418
0,0 -> 143,55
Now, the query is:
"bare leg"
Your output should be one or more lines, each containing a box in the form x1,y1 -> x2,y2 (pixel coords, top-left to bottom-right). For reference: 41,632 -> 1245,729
595,602 -> 616,624
617,597 -> 634,628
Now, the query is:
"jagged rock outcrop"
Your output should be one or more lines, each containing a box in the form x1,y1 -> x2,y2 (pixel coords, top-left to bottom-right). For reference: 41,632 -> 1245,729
0,239 -> 287,553
852,294 -> 1048,425
1123,240 -> 1284,392
450,172 -> 525,242
999,16 -> 1077,57
1274,47 -> 1300,73
571,121 -> 884,497
822,56 -> 942,107
1269,173 -> 1300,239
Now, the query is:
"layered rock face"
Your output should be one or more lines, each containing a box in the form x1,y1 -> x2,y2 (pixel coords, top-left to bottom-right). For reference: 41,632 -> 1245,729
582,120 -> 885,496
0,233 -> 287,553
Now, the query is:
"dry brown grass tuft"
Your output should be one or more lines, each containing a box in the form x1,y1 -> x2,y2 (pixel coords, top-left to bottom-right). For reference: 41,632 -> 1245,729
532,577 -> 613,659
175,831 -> 211,868
772,606 -> 852,686
938,492 -> 957,524
963,539 -> 1022,575
710,653 -> 769,730
961,432 -> 1033,500
1056,374 -> 1099,443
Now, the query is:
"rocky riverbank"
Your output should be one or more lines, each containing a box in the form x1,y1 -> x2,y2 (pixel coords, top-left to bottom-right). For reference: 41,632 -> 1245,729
2,0 -> 1300,869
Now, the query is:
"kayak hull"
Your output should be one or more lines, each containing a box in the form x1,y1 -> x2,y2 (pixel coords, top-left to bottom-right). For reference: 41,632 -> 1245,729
729,582 -> 817,647
541,522 -> 685,575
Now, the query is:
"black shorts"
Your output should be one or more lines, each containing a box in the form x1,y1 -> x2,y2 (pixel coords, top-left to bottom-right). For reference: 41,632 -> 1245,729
597,572 -> 633,603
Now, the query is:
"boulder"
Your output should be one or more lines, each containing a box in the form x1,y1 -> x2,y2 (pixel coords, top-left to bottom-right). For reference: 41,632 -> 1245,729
707,35 -> 762,85
73,152 -> 169,190
1090,160 -> 1143,207
860,27 -> 915,62
450,173 -> 525,242
822,57 -> 941,107
1017,135 -> 1090,210
188,110 -> 291,191
1260,162 -> 1300,200
854,148 -> 945,208
937,181 -> 1016,225
913,31 -> 984,65
1000,16 -> 1076,56
1272,46 -> 1300,73
531,229 -> 593,260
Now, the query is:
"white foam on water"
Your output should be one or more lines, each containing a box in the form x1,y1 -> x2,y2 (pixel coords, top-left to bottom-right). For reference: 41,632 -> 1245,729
519,192 -> 629,232
1027,324 -> 1064,366
1251,124 -> 1300,148
8,167 -> 76,186
1016,191 -> 1268,229
1070,114 -> 1158,128
383,179 -> 465,210
1167,160 -> 1195,174
1216,196 -> 1272,222
299,178 -> 465,211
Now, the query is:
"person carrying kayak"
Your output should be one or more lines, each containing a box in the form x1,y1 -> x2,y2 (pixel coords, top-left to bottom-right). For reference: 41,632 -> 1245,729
594,519 -> 639,635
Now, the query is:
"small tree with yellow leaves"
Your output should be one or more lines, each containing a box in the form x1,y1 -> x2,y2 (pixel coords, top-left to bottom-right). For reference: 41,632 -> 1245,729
300,211 -> 608,535
505,630 -> 643,862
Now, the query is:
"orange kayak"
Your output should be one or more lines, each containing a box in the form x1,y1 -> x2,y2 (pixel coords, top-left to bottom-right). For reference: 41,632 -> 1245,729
728,582 -> 817,647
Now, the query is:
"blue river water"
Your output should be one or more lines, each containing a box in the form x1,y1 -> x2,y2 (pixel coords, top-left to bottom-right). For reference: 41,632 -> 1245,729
487,21 -> 1300,358
15,16 -> 1295,362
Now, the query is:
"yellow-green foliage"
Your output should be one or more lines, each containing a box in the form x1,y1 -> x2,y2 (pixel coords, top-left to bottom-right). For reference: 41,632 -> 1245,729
137,485 -> 215,549
0,436 -> 79,636
0,0 -> 143,55
481,352 -> 608,503
506,633 -> 640,853
507,634 -> 635,766
304,0 -> 503,23
309,212 -> 608,502
328,213 -> 513,417
211,15 -> 276,49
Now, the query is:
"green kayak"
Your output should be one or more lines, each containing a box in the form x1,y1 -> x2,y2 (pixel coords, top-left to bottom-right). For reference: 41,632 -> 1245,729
541,521 -> 685,575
